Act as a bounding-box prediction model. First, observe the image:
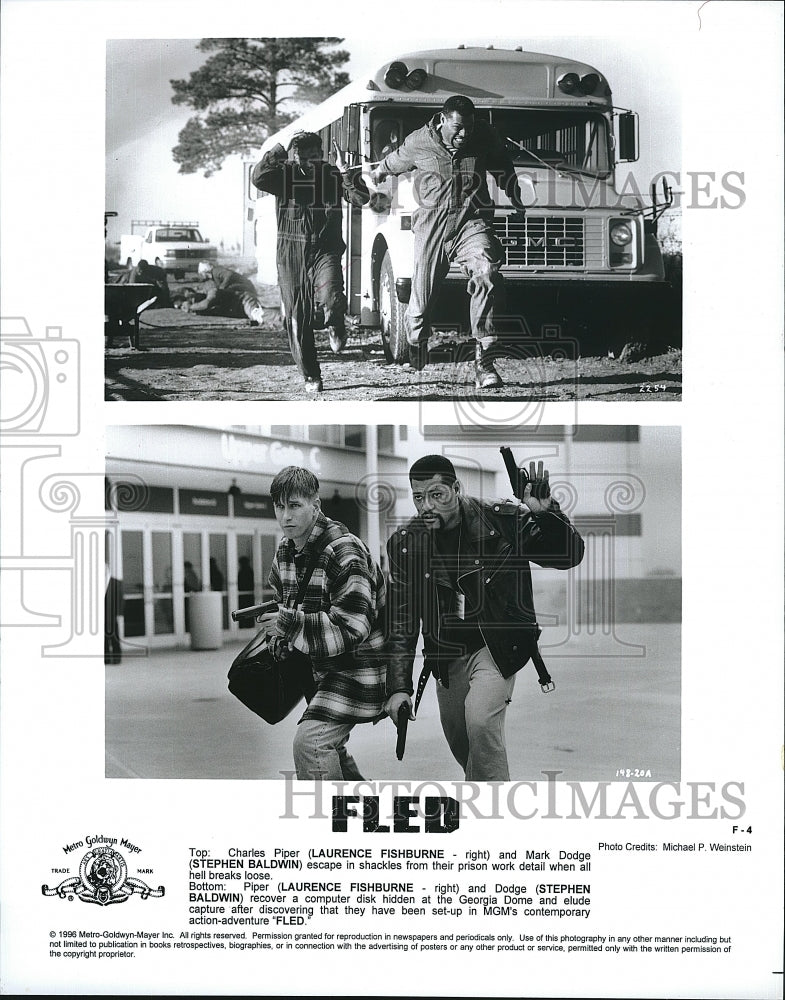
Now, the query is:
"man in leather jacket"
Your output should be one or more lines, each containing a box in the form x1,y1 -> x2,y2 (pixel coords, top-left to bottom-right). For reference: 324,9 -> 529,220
384,454 -> 584,780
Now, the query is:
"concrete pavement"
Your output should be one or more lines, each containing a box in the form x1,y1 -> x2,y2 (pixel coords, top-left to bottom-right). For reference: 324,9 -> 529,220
105,624 -> 679,783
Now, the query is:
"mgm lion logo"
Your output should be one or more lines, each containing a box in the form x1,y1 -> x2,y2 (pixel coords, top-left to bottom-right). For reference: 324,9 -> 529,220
42,847 -> 165,906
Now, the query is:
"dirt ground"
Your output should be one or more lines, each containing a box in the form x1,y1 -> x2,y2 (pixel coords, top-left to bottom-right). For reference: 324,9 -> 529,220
104,282 -> 682,402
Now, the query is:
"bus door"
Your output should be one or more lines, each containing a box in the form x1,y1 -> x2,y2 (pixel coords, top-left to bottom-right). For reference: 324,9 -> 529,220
341,104 -> 363,318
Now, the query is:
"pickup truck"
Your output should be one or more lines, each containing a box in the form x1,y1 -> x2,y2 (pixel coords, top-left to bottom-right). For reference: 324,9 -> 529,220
120,222 -> 218,279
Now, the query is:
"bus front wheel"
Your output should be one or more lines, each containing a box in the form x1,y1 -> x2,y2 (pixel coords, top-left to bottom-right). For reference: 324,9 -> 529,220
379,252 -> 408,364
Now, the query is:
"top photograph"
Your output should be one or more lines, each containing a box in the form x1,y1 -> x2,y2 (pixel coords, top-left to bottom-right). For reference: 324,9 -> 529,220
105,36 -> 682,402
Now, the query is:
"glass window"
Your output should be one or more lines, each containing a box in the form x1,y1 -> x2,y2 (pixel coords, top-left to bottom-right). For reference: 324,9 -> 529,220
121,531 -> 144,637
152,531 -> 172,594
369,106 -> 610,177
153,598 -> 174,635
490,109 -> 610,176
208,535 -> 227,591
182,533 -> 203,592
151,532 -> 173,634
344,426 -> 365,449
308,426 -> 341,446
377,425 -> 393,454
183,533 -> 203,634
236,534 -> 256,629
369,107 -> 436,158
121,531 -> 144,596
270,426 -> 305,441
209,533 -> 228,629
123,599 -> 145,638
260,534 -> 278,602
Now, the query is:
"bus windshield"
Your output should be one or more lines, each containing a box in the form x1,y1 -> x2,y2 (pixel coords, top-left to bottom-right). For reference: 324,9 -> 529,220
370,107 -> 611,177
492,109 -> 611,176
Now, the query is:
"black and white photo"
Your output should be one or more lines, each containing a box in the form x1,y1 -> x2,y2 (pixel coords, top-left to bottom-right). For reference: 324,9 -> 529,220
104,35 -> 683,401
0,2 -> 782,997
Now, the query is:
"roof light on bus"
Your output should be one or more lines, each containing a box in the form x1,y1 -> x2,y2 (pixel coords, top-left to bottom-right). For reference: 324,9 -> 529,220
384,61 -> 408,89
404,68 -> 428,91
557,72 -> 580,94
578,73 -> 601,95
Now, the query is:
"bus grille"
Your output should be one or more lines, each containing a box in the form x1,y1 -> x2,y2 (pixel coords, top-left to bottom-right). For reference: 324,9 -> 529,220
494,215 -> 586,268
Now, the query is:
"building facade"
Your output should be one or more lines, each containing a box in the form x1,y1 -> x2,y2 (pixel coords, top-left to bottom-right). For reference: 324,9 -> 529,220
106,423 -> 680,649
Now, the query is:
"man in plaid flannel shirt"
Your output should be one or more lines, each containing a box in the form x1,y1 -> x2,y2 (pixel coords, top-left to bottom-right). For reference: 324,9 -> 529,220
256,467 -> 386,780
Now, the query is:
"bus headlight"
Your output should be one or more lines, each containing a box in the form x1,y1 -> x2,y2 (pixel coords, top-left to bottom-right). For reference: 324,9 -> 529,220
609,222 -> 633,246
609,219 -> 635,267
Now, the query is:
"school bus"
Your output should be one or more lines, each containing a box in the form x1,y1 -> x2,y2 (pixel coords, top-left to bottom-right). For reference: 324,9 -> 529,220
252,46 -> 672,362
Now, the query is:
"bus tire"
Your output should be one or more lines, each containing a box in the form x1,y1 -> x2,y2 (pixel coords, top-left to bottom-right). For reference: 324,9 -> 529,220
379,251 -> 408,364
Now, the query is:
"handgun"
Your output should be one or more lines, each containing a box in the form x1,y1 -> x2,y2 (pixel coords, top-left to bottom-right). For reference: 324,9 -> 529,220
395,705 -> 409,761
230,600 -> 278,623
500,446 -> 528,500
500,446 -> 550,500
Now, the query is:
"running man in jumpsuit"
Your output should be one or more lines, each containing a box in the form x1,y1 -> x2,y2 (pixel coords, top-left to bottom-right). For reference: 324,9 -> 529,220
252,133 -> 370,393
371,95 -> 526,389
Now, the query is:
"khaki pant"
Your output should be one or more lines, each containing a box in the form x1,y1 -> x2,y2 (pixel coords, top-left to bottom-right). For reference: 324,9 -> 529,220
407,217 -> 505,347
436,645 -> 515,781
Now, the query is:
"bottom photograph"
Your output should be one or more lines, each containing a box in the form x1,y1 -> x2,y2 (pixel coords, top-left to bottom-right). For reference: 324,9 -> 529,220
104,422 -> 681,784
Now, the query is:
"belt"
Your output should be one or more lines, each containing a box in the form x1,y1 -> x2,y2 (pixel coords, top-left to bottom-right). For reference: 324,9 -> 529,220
413,642 -> 555,711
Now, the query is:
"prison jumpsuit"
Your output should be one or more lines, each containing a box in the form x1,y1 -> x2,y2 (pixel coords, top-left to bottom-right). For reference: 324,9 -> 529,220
188,264 -> 266,323
252,146 -> 370,380
376,116 -> 522,347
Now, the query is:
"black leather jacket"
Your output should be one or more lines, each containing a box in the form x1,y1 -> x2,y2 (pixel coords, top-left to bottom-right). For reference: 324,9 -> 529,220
385,495 -> 584,695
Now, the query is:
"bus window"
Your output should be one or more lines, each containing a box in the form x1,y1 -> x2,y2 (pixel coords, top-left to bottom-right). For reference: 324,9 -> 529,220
313,120 -> 342,162
369,106 -> 498,160
330,119 -> 342,157
490,109 -> 610,175
369,106 -> 436,154
372,119 -> 402,160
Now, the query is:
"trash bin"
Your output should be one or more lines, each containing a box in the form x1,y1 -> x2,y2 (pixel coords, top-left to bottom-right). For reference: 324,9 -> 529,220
189,592 -> 223,650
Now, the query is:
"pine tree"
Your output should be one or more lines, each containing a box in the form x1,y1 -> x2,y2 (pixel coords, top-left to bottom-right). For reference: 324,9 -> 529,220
170,38 -> 350,176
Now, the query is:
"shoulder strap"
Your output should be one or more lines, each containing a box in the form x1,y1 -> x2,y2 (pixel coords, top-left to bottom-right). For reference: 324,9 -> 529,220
292,530 -> 332,608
